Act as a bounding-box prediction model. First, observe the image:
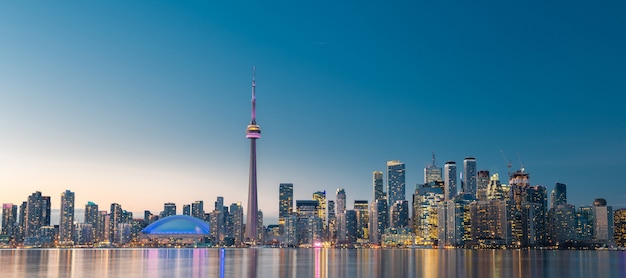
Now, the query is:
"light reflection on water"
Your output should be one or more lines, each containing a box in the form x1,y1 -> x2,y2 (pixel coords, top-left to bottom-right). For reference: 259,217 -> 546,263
0,248 -> 623,278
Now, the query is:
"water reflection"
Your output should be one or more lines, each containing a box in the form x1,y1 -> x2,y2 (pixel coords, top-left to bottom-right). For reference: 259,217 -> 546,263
0,248 -> 624,277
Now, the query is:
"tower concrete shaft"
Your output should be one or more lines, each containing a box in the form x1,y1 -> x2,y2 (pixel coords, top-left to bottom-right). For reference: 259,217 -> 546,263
245,67 -> 261,243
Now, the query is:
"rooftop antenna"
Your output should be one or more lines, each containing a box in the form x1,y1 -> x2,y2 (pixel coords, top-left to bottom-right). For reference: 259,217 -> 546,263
251,66 -> 256,124
432,152 -> 436,167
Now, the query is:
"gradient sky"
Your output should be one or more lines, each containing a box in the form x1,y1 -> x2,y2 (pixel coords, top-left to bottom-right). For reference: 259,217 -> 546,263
1,1 -> 625,224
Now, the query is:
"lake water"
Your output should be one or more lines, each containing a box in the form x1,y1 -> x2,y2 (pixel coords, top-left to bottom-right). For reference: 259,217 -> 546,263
0,248 -> 624,278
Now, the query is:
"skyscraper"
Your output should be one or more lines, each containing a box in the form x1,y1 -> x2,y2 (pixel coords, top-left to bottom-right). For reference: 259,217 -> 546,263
444,161 -> 457,201
85,202 -> 99,242
336,188 -> 347,242
1,204 -> 17,238
279,183 -> 294,227
109,203 -> 123,244
476,170 -> 490,201
463,157 -> 477,196
387,160 -> 406,210
354,200 -> 369,239
229,202 -> 244,245
245,67 -> 261,243
312,191 -> 327,235
327,200 -> 336,242
592,198 -> 613,243
614,209 -> 626,247
59,190 -> 75,243
191,201 -> 204,220
373,171 -> 384,201
551,183 -> 567,209
25,191 -> 45,238
424,153 -> 443,183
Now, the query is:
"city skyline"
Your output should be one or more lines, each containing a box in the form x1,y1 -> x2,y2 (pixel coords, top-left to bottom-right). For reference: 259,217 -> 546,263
1,1 -> 625,222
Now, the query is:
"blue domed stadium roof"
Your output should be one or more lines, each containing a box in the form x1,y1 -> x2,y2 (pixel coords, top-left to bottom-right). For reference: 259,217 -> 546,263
142,215 -> 210,235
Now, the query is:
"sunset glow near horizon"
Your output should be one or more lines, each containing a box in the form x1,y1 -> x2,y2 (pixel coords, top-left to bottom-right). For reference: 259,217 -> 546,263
1,1 -> 625,223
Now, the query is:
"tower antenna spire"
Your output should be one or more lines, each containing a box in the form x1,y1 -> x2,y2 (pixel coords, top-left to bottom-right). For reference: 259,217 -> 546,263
251,66 -> 256,124
432,152 -> 436,166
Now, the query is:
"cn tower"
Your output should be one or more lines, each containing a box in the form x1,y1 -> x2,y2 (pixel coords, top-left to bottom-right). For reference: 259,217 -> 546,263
245,66 -> 261,244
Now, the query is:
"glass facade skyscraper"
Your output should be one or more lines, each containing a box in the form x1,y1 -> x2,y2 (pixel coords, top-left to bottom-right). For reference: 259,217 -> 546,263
444,162 -> 457,201
279,183 -> 294,226
59,190 -> 75,243
373,171 -> 384,201
386,160 -> 406,210
463,157 -> 477,196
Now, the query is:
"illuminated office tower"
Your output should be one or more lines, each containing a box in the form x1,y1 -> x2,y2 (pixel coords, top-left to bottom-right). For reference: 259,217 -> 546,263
296,200 -> 320,246
163,203 -> 176,217
17,202 -> 27,242
369,197 -> 388,244
509,169 -> 530,247
257,210 -> 264,243
551,183 -> 567,209
279,183 -> 294,227
327,200 -> 336,242
373,171 -> 384,201
390,200 -> 409,229
192,201 -> 204,220
59,190 -> 75,243
526,185 -> 548,246
476,170 -> 490,201
413,185 -> 443,245
312,191 -> 327,234
245,67 -> 261,244
42,196 -> 51,227
183,204 -> 191,216
354,200 -> 369,239
592,198 -> 613,243
386,161 -> 406,212
84,202 -> 99,242
444,162 -> 457,201
614,209 -> 626,247
1,204 -> 17,238
487,173 -> 505,200
336,188 -> 347,243
463,157 -> 477,196
215,197 -> 226,240
424,153 -> 443,184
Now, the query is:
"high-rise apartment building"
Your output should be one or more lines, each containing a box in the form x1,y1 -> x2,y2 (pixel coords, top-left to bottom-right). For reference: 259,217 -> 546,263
296,200 -> 320,245
463,157 -> 477,196
373,171 -> 384,201
424,153 -> 442,183
345,210 -> 358,244
25,191 -> 45,238
59,190 -> 75,243
412,184 -> 443,245
614,209 -> 626,247
386,161 -> 406,209
444,161 -> 457,201
336,188 -> 347,242
182,204 -> 191,216
1,204 -> 17,238
279,183 -> 294,226
354,200 -> 369,239
390,200 -> 409,228
551,183 -> 567,209
476,170 -> 490,201
163,203 -> 176,217
592,198 -> 613,242
547,204 -> 576,245
229,202 -> 244,245
109,203 -> 123,244
327,200 -> 336,242
192,201 -> 204,220
85,202 -> 99,243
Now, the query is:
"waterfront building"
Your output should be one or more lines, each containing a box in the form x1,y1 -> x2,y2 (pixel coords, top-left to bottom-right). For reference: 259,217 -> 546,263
373,171 -> 384,201
369,197 -> 388,245
592,198 -> 613,243
245,68 -> 261,244
390,200 -> 409,229
508,169 -> 530,247
258,210 -> 265,243
354,200 -> 369,240
387,160 -> 406,213
25,191 -> 46,238
75,223 -> 93,245
444,161 -> 457,201
279,183 -> 294,227
84,202 -> 99,243
463,157 -> 477,196
109,203 -> 123,244
412,184 -> 443,246
1,204 -> 17,239
327,200 -> 336,242
141,215 -> 210,246
345,210 -> 358,244
312,191 -> 327,236
441,195 -> 472,247
296,200 -> 319,246
547,204 -> 576,245
526,185 -> 548,246
424,153 -> 442,184
59,190 -> 75,244
551,183 -> 567,209
229,202 -> 244,245
283,214 -> 298,247
476,170 -> 490,201
469,200 -> 508,247
382,227 -> 414,247
614,209 -> 626,247
336,188 -> 347,243
576,206 -> 594,241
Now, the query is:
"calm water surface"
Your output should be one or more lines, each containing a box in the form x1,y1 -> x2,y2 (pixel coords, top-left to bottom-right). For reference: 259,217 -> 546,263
0,248 -> 624,278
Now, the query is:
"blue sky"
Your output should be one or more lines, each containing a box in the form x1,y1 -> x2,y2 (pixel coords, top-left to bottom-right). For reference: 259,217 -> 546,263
1,1 -> 625,223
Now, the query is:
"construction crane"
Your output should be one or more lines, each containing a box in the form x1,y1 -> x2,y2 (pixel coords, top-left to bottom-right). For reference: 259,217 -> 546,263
500,150 -> 512,178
